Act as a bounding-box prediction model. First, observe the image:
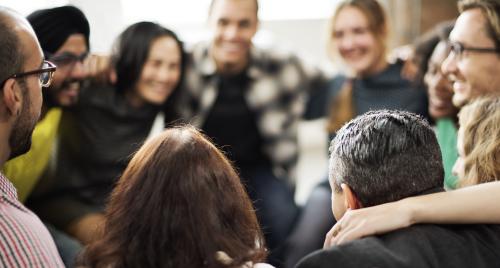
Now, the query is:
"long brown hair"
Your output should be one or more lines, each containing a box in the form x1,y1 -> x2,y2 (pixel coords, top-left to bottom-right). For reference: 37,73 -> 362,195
79,126 -> 266,267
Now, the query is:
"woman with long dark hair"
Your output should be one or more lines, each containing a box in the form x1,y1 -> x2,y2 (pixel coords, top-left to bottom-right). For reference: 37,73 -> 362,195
29,22 -> 185,245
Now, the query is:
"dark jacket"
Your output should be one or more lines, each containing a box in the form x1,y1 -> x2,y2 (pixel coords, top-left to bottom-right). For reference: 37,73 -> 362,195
296,223 -> 500,268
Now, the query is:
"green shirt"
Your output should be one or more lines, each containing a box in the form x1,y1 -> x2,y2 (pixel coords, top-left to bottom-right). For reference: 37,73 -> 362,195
436,118 -> 458,190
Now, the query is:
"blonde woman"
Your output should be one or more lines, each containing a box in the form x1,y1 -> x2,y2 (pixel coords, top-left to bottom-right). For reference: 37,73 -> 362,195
324,0 -> 429,132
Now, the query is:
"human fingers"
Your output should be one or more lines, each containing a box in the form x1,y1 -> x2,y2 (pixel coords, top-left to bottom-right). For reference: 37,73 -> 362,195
324,223 -> 342,249
84,54 -> 111,83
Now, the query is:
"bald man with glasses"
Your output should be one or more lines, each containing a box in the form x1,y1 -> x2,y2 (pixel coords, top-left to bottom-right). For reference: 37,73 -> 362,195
0,6 -> 64,267
1,5 -> 91,267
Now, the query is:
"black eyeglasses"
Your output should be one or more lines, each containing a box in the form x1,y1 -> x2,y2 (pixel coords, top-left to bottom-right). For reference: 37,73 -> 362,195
8,60 -> 57,88
48,51 -> 88,67
448,41 -> 500,59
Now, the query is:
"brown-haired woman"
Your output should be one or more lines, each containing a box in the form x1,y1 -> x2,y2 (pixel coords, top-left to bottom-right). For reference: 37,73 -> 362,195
288,1 -> 429,266
78,126 -> 274,268
324,0 -> 429,132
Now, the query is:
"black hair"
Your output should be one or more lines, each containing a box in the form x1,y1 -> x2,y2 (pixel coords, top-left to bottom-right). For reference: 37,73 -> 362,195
412,21 -> 455,87
329,110 -> 444,207
112,21 -> 185,120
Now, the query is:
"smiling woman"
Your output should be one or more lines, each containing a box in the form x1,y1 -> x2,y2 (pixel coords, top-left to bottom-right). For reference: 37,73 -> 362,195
291,1 -> 430,265
322,0 -> 429,134
28,21 -> 186,246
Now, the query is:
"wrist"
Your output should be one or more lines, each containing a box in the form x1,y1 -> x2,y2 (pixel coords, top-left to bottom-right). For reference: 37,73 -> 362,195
399,197 -> 418,226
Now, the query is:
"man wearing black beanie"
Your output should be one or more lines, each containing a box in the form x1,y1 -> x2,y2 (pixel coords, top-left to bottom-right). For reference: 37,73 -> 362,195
2,5 -> 90,268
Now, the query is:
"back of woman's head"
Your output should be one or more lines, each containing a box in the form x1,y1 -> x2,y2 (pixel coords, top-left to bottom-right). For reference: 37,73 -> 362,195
327,0 -> 388,61
458,97 -> 500,187
112,21 -> 185,96
81,126 -> 266,268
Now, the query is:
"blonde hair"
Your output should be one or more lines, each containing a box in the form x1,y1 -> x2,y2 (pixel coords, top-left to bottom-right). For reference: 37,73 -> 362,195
457,96 -> 500,187
458,0 -> 500,48
326,0 -> 389,62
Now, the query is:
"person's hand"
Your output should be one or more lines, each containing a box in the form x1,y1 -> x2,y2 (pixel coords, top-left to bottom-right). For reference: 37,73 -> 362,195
84,53 -> 116,85
388,45 -> 418,81
323,202 -> 413,248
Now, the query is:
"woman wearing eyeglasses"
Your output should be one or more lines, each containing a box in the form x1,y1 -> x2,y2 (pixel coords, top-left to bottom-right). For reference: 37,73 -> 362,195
28,21 -> 185,246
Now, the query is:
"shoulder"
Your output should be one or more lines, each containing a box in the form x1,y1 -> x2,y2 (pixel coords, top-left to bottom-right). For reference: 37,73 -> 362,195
77,83 -> 119,108
252,263 -> 276,268
296,243 -> 359,268
297,227 -> 429,268
330,74 -> 347,88
251,46 -> 305,72
376,61 -> 411,84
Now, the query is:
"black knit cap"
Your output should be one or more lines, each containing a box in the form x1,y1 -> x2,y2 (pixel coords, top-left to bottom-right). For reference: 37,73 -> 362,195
27,5 -> 90,55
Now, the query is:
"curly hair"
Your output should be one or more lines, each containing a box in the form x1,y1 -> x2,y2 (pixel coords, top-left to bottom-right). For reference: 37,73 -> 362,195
79,126 -> 267,268
458,96 -> 500,187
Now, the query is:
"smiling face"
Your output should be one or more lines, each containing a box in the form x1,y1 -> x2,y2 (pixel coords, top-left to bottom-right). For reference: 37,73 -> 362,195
209,0 -> 258,74
132,36 -> 181,106
48,33 -> 88,107
442,8 -> 500,108
331,6 -> 386,76
424,41 -> 456,119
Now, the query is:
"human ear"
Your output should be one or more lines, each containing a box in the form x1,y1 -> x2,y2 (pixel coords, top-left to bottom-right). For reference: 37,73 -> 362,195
1,79 -> 22,118
341,183 -> 362,209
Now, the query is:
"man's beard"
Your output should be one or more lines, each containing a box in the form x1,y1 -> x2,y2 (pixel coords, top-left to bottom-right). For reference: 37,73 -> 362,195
43,78 -> 82,108
8,85 -> 38,160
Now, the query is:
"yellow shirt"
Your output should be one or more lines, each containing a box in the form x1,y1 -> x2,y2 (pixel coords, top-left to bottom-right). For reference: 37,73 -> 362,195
2,108 -> 62,202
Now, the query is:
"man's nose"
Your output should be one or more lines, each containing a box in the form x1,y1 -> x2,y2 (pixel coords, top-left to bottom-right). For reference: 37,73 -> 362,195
223,24 -> 239,40
71,60 -> 87,79
441,51 -> 457,78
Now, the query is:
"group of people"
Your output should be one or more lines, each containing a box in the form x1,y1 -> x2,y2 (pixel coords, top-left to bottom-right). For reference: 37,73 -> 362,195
0,0 -> 499,267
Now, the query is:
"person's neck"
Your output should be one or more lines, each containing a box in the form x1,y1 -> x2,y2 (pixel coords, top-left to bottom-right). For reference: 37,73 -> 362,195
357,59 -> 389,78
125,91 -> 146,109
213,53 -> 250,76
0,125 -> 12,168
40,104 -> 51,120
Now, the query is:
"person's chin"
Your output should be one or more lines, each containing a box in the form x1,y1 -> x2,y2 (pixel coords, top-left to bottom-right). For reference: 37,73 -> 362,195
58,100 -> 77,107
9,136 -> 32,160
452,93 -> 469,108
147,96 -> 167,105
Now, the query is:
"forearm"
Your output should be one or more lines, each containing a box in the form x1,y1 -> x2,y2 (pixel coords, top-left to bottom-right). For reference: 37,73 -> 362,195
406,182 -> 500,224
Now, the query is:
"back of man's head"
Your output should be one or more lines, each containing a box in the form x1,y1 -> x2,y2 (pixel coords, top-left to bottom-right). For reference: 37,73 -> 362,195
459,0 -> 500,48
329,110 -> 444,207
27,5 -> 89,55
0,7 -> 26,88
